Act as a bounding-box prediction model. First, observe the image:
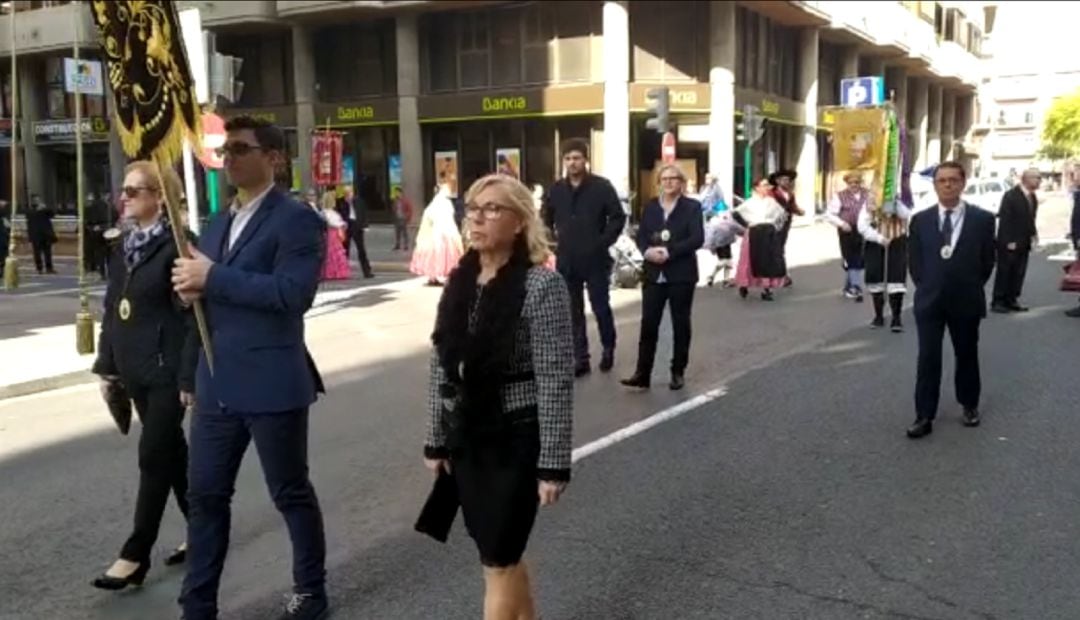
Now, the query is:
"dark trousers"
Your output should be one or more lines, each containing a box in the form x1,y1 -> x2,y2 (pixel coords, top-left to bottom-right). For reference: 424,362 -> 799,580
346,222 -> 373,276
180,408 -> 327,619
84,235 -> 107,277
915,309 -> 981,420
636,282 -> 695,376
992,248 -> 1029,306
120,383 -> 189,563
31,241 -> 53,273
393,219 -> 410,250
562,266 -> 616,365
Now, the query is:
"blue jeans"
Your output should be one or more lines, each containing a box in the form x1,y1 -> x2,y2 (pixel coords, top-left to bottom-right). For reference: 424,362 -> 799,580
179,407 -> 326,619
561,266 -> 616,365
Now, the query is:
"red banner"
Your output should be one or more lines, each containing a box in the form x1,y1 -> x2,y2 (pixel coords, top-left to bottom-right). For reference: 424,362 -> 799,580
311,131 -> 343,186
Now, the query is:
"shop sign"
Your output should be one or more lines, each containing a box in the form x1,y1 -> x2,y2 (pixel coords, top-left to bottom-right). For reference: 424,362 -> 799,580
734,88 -> 805,125
313,99 -> 399,127
33,117 -> 111,144
629,83 -> 711,112
418,85 -> 604,122
63,58 -> 105,96
221,105 -> 298,128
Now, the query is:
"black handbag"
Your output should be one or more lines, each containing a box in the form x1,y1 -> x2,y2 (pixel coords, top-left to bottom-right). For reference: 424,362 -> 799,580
103,380 -> 133,435
414,469 -> 459,543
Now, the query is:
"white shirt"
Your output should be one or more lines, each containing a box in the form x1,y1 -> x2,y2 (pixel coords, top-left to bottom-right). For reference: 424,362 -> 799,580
857,201 -> 912,245
826,191 -> 869,229
228,183 -> 274,250
938,203 -> 966,249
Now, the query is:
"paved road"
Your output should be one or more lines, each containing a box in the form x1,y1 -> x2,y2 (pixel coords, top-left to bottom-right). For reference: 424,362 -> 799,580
2,206 -> 1078,619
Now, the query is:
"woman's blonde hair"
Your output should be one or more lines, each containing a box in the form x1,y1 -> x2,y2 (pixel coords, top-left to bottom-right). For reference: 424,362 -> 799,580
320,191 -> 337,211
463,174 -> 552,266
657,164 -> 687,185
124,160 -> 184,208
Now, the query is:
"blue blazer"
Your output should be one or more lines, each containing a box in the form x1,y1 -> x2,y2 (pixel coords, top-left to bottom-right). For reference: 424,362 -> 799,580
908,203 -> 996,320
195,188 -> 326,414
637,195 -> 705,285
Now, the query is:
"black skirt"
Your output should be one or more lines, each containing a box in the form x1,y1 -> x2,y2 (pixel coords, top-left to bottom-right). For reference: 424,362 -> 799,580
838,230 -> 865,270
749,225 -> 785,279
451,412 -> 541,568
714,245 -> 733,260
865,236 -> 908,285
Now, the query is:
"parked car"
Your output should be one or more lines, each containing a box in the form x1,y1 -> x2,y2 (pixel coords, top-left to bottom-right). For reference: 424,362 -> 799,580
962,178 -> 1007,215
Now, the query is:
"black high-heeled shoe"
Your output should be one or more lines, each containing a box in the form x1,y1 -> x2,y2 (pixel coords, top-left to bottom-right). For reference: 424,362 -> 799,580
164,545 -> 187,567
91,560 -> 150,591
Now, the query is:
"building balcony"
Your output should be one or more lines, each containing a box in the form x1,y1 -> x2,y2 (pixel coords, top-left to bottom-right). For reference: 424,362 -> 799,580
176,1 -> 279,27
0,2 -> 97,56
276,0 -> 450,19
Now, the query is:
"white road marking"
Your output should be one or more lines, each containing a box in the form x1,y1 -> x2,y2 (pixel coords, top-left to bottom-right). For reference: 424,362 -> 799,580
571,386 -> 728,463
1,284 -> 106,299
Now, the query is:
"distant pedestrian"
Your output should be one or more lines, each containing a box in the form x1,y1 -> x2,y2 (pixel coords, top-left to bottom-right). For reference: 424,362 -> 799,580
391,187 -> 414,251
422,174 -> 573,620
1067,186 -> 1080,318
90,161 -> 195,592
0,201 -> 9,267
859,190 -> 912,332
733,177 -> 787,301
991,168 -> 1039,313
85,191 -> 111,279
337,185 -> 374,278
703,210 -> 744,287
825,171 -> 868,302
769,169 -> 803,287
621,164 -> 704,391
411,183 -> 464,285
906,161 -> 996,439
27,194 -> 57,274
698,173 -> 727,219
321,191 -> 351,281
543,138 -> 625,377
172,115 -> 329,620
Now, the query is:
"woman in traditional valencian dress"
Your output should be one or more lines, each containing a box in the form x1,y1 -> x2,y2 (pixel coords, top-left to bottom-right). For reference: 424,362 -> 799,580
411,183 -> 465,285
733,177 -> 788,301
320,191 -> 351,281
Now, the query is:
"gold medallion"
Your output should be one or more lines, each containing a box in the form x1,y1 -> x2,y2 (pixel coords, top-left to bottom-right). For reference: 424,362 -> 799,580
660,229 -> 671,242
940,245 -> 953,260
119,298 -> 132,321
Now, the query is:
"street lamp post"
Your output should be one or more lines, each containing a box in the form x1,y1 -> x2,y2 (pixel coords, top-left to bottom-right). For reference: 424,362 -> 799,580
4,3 -> 20,290
73,1 -> 94,354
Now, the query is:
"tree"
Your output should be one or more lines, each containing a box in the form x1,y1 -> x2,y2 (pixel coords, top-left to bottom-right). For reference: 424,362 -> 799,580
1041,89 -> 1080,160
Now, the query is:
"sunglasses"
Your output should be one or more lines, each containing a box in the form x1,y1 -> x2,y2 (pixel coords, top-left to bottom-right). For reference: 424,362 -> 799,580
215,142 -> 265,158
122,185 -> 156,198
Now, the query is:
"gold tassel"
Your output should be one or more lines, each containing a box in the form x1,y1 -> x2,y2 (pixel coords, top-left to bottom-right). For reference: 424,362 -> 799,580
3,255 -> 18,290
76,310 -> 96,355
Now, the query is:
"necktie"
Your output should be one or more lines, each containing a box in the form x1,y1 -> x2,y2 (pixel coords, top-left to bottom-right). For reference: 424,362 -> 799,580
941,210 -> 953,247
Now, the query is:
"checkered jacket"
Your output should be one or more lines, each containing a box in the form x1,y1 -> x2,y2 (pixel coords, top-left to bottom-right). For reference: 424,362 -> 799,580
426,267 -> 575,475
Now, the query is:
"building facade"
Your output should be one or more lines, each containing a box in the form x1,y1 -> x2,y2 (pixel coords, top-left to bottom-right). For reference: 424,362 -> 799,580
1,0 -> 985,220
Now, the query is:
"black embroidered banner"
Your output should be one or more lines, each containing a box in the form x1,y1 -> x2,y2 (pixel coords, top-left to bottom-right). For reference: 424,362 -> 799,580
90,0 -> 202,166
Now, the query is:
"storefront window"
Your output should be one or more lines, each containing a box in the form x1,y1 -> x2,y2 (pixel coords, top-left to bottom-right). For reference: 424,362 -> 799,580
459,12 -> 491,89
313,22 -> 396,102
630,1 -> 706,82
427,17 -> 459,92
555,5 -> 593,82
522,4 -> 553,85
217,31 -> 295,106
492,8 -> 522,86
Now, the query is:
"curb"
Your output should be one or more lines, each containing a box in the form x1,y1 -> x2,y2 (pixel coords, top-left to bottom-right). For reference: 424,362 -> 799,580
0,369 -> 97,401
369,261 -> 411,274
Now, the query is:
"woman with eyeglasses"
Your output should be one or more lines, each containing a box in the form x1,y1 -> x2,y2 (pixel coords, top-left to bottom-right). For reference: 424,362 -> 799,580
90,161 -> 196,591
411,183 -> 465,285
733,176 -> 788,301
621,165 -> 704,391
422,174 -> 574,620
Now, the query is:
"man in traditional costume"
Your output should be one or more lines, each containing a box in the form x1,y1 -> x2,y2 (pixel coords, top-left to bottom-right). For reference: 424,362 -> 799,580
825,171 -> 870,302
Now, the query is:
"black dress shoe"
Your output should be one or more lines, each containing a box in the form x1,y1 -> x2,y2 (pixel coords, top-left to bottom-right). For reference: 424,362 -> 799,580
1007,303 -> 1029,312
164,545 -> 187,567
620,374 -> 651,390
738,287 -> 749,299
906,418 -> 933,439
669,373 -> 685,391
574,363 -> 591,378
91,561 -> 150,591
279,593 -> 329,620
761,290 -> 775,301
991,304 -> 1011,314
599,349 -> 615,373
1067,306 -> 1080,318
890,317 -> 904,333
962,408 -> 981,427
870,316 -> 885,329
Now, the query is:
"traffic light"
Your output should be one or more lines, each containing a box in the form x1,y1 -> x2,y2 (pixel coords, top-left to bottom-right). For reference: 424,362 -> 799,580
645,86 -> 670,134
742,104 -> 766,145
209,51 -> 244,103
736,117 -> 746,142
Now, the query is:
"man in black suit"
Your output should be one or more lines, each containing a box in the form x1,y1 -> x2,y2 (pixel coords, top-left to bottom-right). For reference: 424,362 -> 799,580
336,185 -> 374,279
992,168 -> 1039,313
906,161 -> 997,439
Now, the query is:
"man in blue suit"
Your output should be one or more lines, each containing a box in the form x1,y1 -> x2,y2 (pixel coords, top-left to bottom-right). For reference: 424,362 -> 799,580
906,161 -> 997,439
172,116 -> 329,620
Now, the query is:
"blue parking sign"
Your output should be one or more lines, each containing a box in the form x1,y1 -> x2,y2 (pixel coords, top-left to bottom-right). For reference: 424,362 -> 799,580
840,77 -> 885,108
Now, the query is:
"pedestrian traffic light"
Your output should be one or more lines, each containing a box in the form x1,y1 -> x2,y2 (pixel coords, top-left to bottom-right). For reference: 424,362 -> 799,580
736,117 -> 746,142
645,86 -> 670,134
209,51 -> 244,103
743,104 -> 766,145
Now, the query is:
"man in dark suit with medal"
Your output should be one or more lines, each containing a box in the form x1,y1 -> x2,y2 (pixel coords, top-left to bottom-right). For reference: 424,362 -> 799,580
171,116 -> 329,620
906,161 -> 997,439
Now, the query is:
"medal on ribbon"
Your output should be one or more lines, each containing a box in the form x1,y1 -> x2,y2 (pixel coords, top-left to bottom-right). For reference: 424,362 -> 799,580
119,298 -> 132,321
660,229 -> 671,243
940,245 -> 953,260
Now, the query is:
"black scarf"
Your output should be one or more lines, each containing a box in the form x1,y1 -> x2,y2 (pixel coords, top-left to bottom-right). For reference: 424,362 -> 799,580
432,238 -> 531,438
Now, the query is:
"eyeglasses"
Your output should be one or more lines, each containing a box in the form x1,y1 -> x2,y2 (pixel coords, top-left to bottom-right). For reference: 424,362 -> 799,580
660,177 -> 683,183
122,185 -> 155,198
215,142 -> 264,158
934,177 -> 965,186
465,202 -> 508,220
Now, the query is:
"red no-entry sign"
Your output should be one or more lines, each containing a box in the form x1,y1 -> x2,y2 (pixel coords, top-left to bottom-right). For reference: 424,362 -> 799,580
661,131 -> 676,164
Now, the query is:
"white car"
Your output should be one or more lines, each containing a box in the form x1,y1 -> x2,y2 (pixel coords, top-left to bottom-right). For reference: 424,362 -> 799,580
962,178 -> 1007,215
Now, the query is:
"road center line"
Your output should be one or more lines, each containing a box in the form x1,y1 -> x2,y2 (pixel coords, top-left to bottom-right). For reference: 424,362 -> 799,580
571,386 -> 728,463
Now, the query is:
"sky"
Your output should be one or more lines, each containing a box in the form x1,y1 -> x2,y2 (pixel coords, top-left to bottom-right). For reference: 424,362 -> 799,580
987,1 -> 1080,75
